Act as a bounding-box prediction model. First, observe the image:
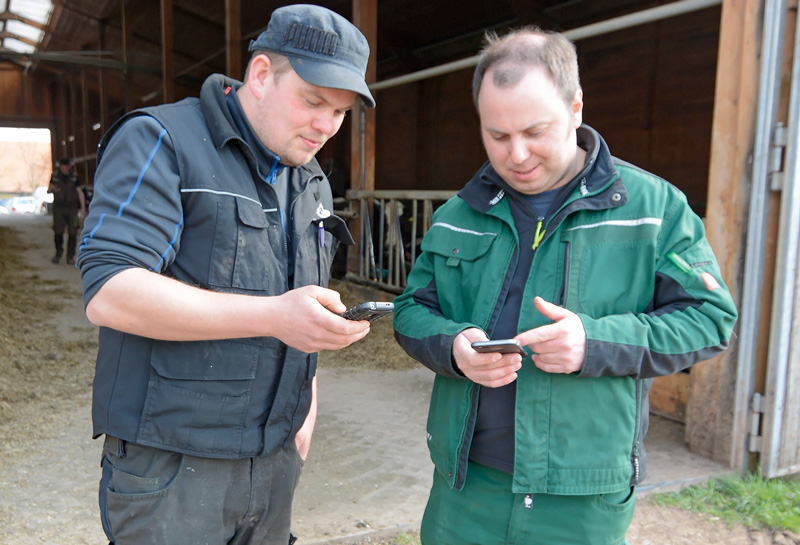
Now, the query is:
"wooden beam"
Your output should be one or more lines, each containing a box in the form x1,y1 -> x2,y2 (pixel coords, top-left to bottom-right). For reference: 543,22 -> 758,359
685,0 -> 762,468
80,67 -> 90,180
98,20 -> 108,134
349,0 -> 378,273
160,0 -> 174,103
121,0 -> 132,112
350,0 -> 377,191
225,0 -> 242,80
69,72 -> 77,158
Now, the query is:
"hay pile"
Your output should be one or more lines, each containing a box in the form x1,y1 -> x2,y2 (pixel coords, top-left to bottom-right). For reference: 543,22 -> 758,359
321,279 -> 417,371
0,227 -> 97,454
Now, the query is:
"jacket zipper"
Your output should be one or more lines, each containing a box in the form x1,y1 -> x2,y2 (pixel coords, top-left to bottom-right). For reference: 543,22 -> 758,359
544,177 -> 615,237
455,215 -> 517,490
263,155 -> 292,291
557,241 -> 571,306
632,379 -> 643,483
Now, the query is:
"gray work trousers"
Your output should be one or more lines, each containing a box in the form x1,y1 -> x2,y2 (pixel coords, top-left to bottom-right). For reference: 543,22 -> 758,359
99,436 -> 303,545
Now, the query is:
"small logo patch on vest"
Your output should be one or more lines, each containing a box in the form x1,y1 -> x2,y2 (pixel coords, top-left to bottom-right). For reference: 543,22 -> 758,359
283,23 -> 338,56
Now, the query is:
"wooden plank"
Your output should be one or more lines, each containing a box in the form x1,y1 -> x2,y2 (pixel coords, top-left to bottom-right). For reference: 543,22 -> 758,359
650,372 -> 691,423
685,0 -> 762,468
121,0 -> 132,113
160,0 -> 174,104
225,0 -> 242,80
350,0 -> 377,192
98,20 -> 108,133
348,0 -> 377,273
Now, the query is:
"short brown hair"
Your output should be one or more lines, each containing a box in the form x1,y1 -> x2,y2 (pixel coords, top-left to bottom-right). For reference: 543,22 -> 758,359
244,50 -> 293,82
472,27 -> 581,109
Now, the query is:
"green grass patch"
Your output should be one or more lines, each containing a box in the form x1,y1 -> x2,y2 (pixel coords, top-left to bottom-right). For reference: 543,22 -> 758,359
391,531 -> 421,545
650,472 -> 800,532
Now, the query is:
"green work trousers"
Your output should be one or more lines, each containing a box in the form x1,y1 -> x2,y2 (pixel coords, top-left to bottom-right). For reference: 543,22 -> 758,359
421,460 -> 636,545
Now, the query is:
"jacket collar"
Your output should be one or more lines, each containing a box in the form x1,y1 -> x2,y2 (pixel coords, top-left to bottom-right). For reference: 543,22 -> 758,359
199,74 -> 324,180
458,125 -> 625,214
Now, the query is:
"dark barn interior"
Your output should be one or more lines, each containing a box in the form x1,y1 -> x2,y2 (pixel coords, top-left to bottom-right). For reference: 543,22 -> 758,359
1,0 -> 720,216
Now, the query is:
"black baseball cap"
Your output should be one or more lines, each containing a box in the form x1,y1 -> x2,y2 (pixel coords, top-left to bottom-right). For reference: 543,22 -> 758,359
249,4 -> 375,108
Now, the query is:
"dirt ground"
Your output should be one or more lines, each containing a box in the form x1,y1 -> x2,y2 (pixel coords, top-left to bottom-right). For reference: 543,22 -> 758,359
0,213 -> 796,545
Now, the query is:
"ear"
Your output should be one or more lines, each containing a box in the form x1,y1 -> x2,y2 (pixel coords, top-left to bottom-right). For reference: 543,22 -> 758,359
246,54 -> 273,100
571,88 -> 584,128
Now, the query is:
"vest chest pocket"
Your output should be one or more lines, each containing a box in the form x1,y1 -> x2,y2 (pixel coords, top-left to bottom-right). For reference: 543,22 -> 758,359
208,198 -> 284,291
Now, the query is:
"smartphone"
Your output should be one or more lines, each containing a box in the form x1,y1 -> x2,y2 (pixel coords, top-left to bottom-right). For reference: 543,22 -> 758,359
341,301 -> 395,322
471,339 -> 527,356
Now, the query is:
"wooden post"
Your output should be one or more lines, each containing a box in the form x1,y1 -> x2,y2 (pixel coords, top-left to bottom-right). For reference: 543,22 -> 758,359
685,0 -> 763,468
348,0 -> 377,273
160,0 -> 175,103
121,0 -> 132,112
225,0 -> 242,80
81,68 -> 89,180
98,20 -> 108,133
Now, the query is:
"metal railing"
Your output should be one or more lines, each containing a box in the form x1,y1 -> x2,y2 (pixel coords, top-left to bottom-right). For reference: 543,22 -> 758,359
345,189 -> 456,294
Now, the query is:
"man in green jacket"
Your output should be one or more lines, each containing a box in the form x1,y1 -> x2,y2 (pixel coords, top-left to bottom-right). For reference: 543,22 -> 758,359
393,27 -> 737,545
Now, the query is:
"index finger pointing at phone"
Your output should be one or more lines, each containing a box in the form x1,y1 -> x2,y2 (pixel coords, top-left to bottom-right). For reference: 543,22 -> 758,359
515,297 -> 584,346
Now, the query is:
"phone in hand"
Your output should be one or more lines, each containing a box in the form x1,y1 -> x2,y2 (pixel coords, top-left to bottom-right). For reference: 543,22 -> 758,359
471,339 -> 527,356
341,301 -> 395,322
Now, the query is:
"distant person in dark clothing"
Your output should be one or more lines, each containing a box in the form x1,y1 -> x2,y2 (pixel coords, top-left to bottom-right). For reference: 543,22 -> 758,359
47,157 -> 86,264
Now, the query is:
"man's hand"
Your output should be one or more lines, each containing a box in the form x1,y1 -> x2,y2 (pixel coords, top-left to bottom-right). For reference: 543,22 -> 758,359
294,376 -> 317,461
453,328 -> 523,388
269,286 -> 371,353
515,297 -> 586,374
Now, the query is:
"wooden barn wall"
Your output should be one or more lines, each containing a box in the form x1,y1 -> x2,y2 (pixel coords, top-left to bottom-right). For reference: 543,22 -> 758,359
0,66 -> 54,123
374,69 -> 483,191
374,6 -> 721,220
580,6 -> 721,217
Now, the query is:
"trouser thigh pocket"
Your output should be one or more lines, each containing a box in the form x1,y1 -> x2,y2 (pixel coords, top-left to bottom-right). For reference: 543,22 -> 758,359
100,439 -> 184,544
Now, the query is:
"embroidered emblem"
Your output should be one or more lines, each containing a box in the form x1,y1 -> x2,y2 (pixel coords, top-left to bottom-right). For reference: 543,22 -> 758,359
283,23 -> 338,56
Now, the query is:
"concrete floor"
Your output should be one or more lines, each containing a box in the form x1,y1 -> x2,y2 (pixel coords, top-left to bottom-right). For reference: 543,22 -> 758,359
293,365 -> 733,543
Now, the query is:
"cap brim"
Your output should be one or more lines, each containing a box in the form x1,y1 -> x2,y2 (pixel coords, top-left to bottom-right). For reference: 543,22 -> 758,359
289,56 -> 375,109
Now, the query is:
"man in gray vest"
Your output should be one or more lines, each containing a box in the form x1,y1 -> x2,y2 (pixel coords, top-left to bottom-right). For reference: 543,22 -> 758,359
77,5 -> 375,544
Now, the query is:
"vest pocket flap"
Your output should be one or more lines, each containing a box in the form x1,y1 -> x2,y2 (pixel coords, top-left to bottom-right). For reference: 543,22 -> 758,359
150,339 -> 261,380
421,226 -> 497,262
318,214 -> 355,245
236,198 -> 269,229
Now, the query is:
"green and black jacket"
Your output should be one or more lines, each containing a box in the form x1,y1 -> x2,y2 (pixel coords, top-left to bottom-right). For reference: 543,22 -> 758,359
393,126 -> 738,495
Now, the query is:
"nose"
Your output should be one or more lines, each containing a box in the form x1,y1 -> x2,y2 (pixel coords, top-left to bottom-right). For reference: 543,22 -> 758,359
509,137 -> 530,165
311,112 -> 338,137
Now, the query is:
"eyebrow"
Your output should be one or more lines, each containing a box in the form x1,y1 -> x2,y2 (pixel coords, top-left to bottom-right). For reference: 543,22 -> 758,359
304,87 -> 355,112
484,121 -> 547,135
